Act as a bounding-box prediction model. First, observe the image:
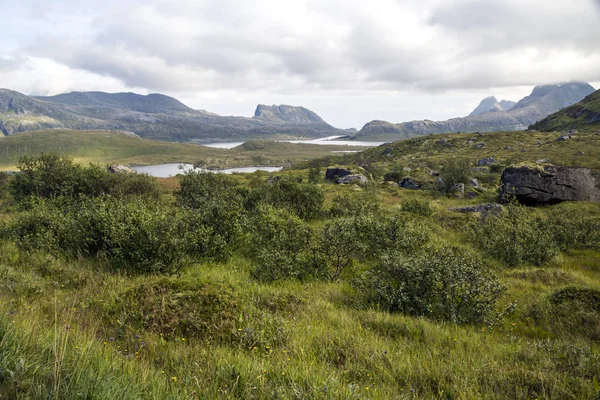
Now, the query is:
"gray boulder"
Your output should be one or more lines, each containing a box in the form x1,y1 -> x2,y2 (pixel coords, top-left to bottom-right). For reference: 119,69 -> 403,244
500,165 -> 600,205
337,174 -> 368,185
450,183 -> 465,197
469,178 -> 481,188
398,177 -> 421,190
557,134 -> 571,141
325,167 -> 352,182
477,157 -> 496,166
107,164 -> 132,173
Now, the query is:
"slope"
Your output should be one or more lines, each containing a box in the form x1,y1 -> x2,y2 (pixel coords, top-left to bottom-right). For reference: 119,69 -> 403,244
529,89 -> 600,131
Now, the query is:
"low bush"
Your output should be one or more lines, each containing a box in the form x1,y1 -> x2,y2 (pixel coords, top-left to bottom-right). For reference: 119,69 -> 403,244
471,201 -> 559,267
438,158 -> 470,193
401,199 -> 433,217
357,247 -> 506,324
330,190 -> 380,217
544,207 -> 600,251
248,176 -> 324,219
383,165 -> 404,182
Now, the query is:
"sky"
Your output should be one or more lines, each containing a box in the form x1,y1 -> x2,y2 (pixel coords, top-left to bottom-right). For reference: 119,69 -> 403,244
1,0 -> 599,129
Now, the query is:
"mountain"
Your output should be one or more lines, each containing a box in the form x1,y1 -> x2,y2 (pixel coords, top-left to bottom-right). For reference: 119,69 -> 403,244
253,104 -> 325,123
529,89 -> 600,131
0,90 -> 345,142
356,82 -> 596,140
468,96 -> 516,116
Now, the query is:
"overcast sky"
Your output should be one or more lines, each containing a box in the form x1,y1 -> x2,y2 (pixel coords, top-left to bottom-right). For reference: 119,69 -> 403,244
1,0 -> 599,129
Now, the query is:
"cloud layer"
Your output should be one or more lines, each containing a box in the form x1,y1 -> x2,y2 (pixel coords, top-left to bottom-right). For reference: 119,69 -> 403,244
1,0 -> 599,127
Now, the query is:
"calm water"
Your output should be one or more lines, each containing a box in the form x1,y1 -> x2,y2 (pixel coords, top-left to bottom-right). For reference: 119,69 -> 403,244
201,136 -> 385,148
132,164 -> 283,178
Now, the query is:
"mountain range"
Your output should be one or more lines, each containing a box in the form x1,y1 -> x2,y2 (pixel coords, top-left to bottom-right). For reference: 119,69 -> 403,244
529,88 -> 600,131
0,90 -> 345,142
0,82 -> 595,143
355,82 -> 596,140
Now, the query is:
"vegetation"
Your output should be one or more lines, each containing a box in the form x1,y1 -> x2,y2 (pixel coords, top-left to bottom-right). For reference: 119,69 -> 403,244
530,89 -> 600,131
1,140 -> 600,399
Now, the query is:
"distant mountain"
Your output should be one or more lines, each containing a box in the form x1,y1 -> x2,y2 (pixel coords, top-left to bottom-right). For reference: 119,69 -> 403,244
468,96 -> 515,116
356,82 -> 596,140
0,90 -> 345,141
529,89 -> 600,131
253,104 -> 325,123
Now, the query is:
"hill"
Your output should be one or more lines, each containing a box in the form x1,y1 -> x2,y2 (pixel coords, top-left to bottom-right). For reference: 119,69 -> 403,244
0,89 -> 346,142
529,89 -> 600,131
355,82 -> 595,140
0,129 -> 369,170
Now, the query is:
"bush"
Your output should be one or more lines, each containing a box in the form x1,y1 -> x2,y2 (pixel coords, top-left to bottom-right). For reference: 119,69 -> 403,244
330,190 -> 380,217
249,206 -> 326,282
9,154 -> 160,204
401,199 -> 433,217
471,201 -> 559,267
439,158 -> 470,193
0,172 -> 10,199
307,162 -> 322,184
544,207 -> 600,251
531,287 -> 600,341
383,165 -> 404,182
357,247 -> 506,324
248,176 -> 324,219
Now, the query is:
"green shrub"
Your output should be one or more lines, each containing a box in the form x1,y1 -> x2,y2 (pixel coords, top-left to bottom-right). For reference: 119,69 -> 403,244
383,165 -> 404,182
0,172 -> 10,199
544,207 -> 600,251
471,201 -> 559,267
307,162 -> 322,184
439,158 -> 470,193
318,216 -> 369,281
248,176 -> 324,219
489,164 -> 504,174
401,199 -> 433,216
249,206 -> 326,282
357,247 -> 506,324
531,287 -> 600,341
9,154 -> 160,204
330,190 -> 380,217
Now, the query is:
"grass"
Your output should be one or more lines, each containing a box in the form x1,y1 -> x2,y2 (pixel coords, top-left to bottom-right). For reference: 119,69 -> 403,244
1,129 -> 600,398
0,129 -> 369,170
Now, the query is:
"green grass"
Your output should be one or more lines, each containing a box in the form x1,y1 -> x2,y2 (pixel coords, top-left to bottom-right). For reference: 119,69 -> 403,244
0,129 -> 369,170
1,129 -> 600,399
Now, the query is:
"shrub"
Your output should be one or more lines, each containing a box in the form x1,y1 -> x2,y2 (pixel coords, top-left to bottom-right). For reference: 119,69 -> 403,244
544,207 -> 600,251
439,158 -> 470,193
0,172 -> 10,199
330,190 -> 380,217
383,165 -> 404,182
401,199 -> 433,217
357,247 -> 506,324
248,176 -> 324,219
249,206 -> 326,282
489,164 -> 504,174
9,154 -> 160,204
318,216 -> 369,281
307,162 -> 322,184
531,287 -> 600,341
471,201 -> 559,267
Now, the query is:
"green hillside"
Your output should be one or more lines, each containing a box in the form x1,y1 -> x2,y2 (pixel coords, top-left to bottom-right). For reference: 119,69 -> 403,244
530,89 -> 600,131
0,129 -> 369,170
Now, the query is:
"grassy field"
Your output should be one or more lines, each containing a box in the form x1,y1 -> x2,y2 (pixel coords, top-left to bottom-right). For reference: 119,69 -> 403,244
0,129 -> 599,399
0,129 -> 369,170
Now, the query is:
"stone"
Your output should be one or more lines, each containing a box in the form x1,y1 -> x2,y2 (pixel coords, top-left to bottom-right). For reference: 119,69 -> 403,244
107,164 -> 132,173
477,157 -> 496,166
469,178 -> 481,188
337,174 -> 368,185
536,141 -> 543,146
430,170 -> 440,177
504,146 -> 513,150
577,151 -> 585,156
500,165 -> 600,205
436,138 -> 449,145
473,143 -> 486,149
472,167 -> 488,173
536,158 -> 551,164
398,177 -> 421,190
449,203 -> 502,219
557,134 -> 571,141
450,183 -> 465,197
325,167 -> 352,182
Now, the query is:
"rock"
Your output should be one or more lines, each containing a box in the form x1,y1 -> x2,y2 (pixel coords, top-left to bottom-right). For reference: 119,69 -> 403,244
473,143 -> 486,149
469,178 -> 481,188
325,167 -> 352,182
382,147 -> 393,155
107,164 -> 132,173
477,157 -> 496,166
577,151 -> 585,156
403,167 -> 412,172
337,174 -> 368,185
500,165 -> 600,205
436,138 -> 449,145
430,170 -> 440,177
466,191 -> 479,199
504,146 -> 513,150
398,177 -> 421,190
266,175 -> 281,184
557,134 -> 571,141
472,167 -> 488,173
450,183 -> 465,197
536,158 -> 551,164
536,141 -> 543,146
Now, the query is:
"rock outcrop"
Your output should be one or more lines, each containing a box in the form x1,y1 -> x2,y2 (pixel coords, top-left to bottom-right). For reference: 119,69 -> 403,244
500,165 -> 600,205
325,167 -> 352,182
469,96 -> 515,117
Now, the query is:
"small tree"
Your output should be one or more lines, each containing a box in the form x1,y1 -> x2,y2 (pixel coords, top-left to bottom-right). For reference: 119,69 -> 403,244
439,158 -> 470,193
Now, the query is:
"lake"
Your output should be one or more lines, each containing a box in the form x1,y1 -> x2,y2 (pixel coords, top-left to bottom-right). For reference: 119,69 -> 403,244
132,164 -> 283,178
201,136 -> 386,149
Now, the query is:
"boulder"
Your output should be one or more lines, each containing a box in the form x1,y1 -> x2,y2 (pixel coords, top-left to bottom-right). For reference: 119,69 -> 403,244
473,143 -> 486,149
500,165 -> 600,205
469,178 -> 481,188
337,174 -> 368,185
325,167 -> 352,182
107,164 -> 132,173
557,134 -> 571,141
398,177 -> 421,190
477,157 -> 496,166
450,183 -> 465,197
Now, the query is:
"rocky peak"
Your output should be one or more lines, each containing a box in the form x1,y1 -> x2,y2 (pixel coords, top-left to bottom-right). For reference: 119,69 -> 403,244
511,82 -> 595,112
469,96 -> 516,117
253,104 -> 325,124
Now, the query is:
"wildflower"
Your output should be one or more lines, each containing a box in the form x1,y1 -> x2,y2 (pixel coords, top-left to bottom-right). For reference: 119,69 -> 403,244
109,337 -> 115,342
282,372 -> 286,376
237,328 -> 242,331
263,369 -> 267,373
171,376 -> 177,382
181,338 -> 186,341
134,334 -> 140,339
365,387 -> 369,391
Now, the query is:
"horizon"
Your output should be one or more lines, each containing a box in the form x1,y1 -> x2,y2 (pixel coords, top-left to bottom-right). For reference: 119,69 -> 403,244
1,1 -> 600,128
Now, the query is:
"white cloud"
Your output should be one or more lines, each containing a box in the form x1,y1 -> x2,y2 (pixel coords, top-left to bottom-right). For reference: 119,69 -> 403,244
1,0 -> 599,127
